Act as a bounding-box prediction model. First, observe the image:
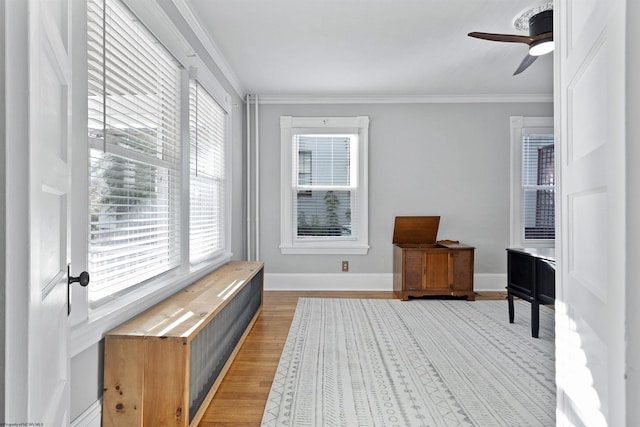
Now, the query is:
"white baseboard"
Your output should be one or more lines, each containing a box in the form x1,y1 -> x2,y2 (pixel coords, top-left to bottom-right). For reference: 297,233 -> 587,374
264,273 -> 507,292
72,399 -> 101,427
265,273 -> 393,291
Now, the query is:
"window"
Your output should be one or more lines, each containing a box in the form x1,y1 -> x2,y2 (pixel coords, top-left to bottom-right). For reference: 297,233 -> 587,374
88,0 -> 182,303
189,81 -> 226,264
280,116 -> 369,254
510,117 -> 555,247
523,135 -> 555,240
86,0 -> 231,306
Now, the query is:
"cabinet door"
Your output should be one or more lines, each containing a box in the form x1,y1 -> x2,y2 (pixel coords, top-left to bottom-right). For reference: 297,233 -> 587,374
451,249 -> 474,292
424,251 -> 451,291
403,250 -> 423,291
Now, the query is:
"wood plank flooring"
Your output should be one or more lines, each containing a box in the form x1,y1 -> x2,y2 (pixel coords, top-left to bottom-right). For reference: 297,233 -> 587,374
197,291 -> 506,426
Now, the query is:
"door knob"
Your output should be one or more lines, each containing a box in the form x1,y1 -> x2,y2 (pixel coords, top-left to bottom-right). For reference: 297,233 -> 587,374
67,266 -> 89,316
68,270 -> 90,287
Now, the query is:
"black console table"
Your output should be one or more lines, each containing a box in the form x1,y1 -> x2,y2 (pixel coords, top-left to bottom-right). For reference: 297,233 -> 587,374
506,248 -> 555,338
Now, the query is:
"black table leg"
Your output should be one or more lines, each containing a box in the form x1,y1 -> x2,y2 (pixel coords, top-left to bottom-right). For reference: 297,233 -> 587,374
508,292 -> 515,323
531,300 -> 540,338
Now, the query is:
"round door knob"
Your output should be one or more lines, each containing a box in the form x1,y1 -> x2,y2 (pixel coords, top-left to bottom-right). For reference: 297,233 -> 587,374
69,271 -> 90,287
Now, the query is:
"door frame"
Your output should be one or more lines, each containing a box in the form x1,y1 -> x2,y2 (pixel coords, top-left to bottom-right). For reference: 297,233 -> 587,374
4,0 -> 32,421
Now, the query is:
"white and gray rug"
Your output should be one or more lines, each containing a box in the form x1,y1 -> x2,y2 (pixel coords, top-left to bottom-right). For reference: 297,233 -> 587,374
261,298 -> 555,427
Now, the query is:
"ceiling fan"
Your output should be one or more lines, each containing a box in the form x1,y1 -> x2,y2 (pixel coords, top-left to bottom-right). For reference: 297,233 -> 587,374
468,7 -> 553,75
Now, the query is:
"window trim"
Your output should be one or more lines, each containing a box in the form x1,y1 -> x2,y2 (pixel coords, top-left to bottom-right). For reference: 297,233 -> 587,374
280,116 -> 369,255
510,116 -> 555,248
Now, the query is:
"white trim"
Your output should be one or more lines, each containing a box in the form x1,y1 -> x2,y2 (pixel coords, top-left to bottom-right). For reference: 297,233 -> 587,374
265,273 -> 393,291
264,273 -> 507,292
5,0 -> 31,420
258,94 -> 554,105
71,399 -> 101,427
170,0 -> 244,98
279,245 -> 370,255
280,116 -> 369,255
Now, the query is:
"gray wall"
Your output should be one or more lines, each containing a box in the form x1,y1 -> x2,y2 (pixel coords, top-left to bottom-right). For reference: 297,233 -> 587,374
258,102 -> 553,276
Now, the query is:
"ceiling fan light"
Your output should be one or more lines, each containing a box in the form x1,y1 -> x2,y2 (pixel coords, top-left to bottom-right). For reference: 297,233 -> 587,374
529,39 -> 554,56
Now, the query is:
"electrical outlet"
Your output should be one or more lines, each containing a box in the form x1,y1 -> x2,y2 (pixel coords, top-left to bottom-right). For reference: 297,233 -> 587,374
342,261 -> 349,272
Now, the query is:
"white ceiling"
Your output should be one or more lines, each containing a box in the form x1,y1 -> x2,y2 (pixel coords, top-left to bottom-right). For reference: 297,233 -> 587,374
184,0 -> 554,99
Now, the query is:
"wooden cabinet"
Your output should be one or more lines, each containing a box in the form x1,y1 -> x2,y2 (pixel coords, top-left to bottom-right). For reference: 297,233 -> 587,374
392,216 -> 475,301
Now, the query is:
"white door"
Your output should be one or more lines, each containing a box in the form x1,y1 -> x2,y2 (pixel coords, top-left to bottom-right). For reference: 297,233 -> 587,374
27,0 -> 73,424
556,0 -> 626,425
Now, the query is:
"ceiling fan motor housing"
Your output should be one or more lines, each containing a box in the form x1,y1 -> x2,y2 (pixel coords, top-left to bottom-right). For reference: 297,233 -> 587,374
529,9 -> 553,37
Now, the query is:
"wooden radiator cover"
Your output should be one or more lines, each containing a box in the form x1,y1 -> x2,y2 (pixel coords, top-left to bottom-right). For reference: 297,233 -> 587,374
102,261 -> 264,427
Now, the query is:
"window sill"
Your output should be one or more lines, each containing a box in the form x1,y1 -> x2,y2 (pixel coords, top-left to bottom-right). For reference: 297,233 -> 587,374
70,251 -> 232,357
519,241 -> 555,248
280,244 -> 369,255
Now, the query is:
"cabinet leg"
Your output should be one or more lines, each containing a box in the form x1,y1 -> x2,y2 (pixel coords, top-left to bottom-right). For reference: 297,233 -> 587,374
507,293 -> 515,323
531,301 -> 540,338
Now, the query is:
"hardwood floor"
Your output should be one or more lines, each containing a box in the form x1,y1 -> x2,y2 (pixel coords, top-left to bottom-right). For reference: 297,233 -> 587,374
197,291 -> 506,426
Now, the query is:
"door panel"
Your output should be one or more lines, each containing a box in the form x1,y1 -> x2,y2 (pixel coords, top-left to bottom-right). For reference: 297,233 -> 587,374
556,0 -> 626,425
28,0 -> 72,424
404,250 -> 423,291
451,250 -> 473,292
424,251 -> 450,291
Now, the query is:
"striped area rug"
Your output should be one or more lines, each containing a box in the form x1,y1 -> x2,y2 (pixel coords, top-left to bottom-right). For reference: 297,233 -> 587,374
261,298 -> 555,427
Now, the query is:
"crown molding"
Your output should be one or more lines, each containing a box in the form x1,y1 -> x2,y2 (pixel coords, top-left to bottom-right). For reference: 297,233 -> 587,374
170,0 -> 244,98
253,93 -> 554,105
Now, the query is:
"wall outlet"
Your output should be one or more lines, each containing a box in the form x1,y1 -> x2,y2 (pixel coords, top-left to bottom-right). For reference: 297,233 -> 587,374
341,261 -> 349,272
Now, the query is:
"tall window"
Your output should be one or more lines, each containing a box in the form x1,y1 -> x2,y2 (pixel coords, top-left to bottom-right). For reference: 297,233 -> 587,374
189,81 -> 226,264
87,0 -> 182,304
280,116 -> 369,255
510,116 -> 555,247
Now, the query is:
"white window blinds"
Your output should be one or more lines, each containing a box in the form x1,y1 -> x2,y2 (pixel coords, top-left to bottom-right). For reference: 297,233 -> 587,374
293,135 -> 356,239
522,134 -> 555,240
87,0 -> 181,304
189,81 -> 226,264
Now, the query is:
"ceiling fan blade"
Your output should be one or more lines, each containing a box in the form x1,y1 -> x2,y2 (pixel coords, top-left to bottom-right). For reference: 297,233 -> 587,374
468,32 -> 534,45
531,31 -> 553,42
513,54 -> 538,75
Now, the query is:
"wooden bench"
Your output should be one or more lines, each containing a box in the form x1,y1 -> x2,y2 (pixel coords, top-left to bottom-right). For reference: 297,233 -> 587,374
102,261 -> 264,426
